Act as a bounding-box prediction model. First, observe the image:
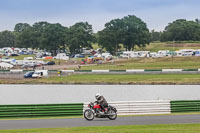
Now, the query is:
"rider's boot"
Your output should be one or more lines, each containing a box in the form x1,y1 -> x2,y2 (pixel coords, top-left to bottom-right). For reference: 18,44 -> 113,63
104,108 -> 108,114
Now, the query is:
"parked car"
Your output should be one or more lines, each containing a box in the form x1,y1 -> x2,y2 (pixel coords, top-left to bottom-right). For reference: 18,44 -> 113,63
11,53 -> 19,56
47,61 -> 55,65
74,54 -> 85,58
24,71 -> 34,78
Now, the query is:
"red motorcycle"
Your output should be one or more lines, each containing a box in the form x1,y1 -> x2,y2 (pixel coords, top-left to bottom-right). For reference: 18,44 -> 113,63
84,102 -> 117,121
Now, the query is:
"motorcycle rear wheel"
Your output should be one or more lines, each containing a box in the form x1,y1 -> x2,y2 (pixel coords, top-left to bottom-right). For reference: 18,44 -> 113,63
84,109 -> 94,121
107,109 -> 117,120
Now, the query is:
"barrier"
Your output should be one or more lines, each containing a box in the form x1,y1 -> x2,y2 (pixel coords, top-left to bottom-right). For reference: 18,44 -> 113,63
75,70 -> 92,72
171,100 -> 200,113
183,69 -> 198,71
0,103 -> 83,118
1,100 -> 199,118
61,70 -> 75,73
109,70 -> 126,72
10,70 -> 23,73
84,100 -> 171,115
92,70 -> 109,73
0,69 -> 200,74
126,69 -> 144,72
162,69 -> 182,72
144,69 -> 162,72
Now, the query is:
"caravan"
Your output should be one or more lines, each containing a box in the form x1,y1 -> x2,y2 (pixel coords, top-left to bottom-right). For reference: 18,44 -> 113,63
122,51 -> 139,58
54,53 -> 69,60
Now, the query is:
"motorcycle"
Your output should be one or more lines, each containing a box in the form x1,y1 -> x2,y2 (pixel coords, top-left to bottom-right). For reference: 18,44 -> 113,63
84,102 -> 117,121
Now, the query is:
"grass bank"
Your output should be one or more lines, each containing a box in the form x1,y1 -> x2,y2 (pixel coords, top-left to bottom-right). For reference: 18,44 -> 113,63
136,42 -> 200,52
80,57 -> 200,70
1,124 -> 200,133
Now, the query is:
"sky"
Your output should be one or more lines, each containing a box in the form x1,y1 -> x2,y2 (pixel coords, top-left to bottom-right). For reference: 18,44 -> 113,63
0,0 -> 200,32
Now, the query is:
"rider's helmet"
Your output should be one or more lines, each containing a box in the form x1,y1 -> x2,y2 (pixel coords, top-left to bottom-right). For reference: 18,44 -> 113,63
95,93 -> 101,100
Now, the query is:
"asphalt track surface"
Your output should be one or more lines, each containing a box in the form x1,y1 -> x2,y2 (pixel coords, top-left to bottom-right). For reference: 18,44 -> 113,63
0,114 -> 200,129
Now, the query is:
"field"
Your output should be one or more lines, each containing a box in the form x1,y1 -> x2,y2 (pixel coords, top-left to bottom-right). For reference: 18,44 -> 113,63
1,124 -> 200,133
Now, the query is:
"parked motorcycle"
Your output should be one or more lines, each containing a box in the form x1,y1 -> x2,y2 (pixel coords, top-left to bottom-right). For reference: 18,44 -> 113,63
84,102 -> 117,121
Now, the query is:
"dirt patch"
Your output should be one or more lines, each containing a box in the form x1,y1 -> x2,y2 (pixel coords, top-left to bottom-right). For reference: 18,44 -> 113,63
164,43 -> 200,47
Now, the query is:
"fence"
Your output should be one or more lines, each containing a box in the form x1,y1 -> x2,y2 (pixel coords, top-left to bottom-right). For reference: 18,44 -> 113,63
1,100 -> 200,118
0,103 -> 83,118
171,100 -> 200,113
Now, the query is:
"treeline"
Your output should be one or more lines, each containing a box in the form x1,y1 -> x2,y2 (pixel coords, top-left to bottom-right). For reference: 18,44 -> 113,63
1,15 -> 200,55
0,22 -> 95,55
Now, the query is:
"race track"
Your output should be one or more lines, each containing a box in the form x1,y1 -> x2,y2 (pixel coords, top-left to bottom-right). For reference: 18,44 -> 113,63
0,114 -> 200,129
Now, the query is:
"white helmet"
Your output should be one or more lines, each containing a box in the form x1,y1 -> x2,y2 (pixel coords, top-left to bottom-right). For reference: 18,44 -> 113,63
95,93 -> 101,99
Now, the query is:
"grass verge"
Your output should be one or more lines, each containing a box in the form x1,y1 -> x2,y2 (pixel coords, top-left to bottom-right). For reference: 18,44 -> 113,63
36,74 -> 200,85
1,124 -> 200,133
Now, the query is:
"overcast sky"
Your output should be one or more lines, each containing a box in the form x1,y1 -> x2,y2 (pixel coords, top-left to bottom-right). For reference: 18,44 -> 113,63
0,0 -> 200,32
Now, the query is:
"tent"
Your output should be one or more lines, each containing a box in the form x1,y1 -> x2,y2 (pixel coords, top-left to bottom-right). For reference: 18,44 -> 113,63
0,62 -> 14,69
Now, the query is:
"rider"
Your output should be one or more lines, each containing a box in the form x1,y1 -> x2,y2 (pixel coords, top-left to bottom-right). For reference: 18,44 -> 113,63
95,93 -> 108,113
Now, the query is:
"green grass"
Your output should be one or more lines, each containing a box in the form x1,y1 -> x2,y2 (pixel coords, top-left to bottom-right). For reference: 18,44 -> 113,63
1,124 -> 200,133
36,74 -> 200,84
80,57 -> 200,70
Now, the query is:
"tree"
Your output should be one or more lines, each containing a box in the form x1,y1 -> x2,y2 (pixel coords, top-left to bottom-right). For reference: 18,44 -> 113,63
31,21 -> 50,49
0,30 -> 16,47
150,30 -> 162,42
97,19 -> 124,54
66,22 -> 95,54
98,15 -> 150,53
40,23 -> 67,55
98,29 -> 119,55
14,23 -> 31,33
15,27 -> 35,48
15,23 -> 34,48
161,19 -> 200,41
122,15 -> 150,50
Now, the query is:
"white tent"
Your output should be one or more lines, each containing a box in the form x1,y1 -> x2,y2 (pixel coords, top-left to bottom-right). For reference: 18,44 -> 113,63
0,62 -> 14,69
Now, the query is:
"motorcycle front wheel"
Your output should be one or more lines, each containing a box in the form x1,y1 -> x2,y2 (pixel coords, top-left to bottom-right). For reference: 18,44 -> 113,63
84,109 -> 94,121
107,109 -> 117,120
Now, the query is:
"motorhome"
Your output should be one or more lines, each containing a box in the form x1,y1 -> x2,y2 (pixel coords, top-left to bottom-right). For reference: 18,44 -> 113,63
150,52 -> 164,58
122,51 -> 139,58
94,53 -> 112,60
178,49 -> 195,56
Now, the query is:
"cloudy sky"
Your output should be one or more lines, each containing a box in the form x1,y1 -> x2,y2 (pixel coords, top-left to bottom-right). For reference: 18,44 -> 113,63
0,0 -> 200,32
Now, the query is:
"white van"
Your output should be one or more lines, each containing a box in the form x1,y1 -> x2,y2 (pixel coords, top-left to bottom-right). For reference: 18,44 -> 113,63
32,70 -> 48,78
